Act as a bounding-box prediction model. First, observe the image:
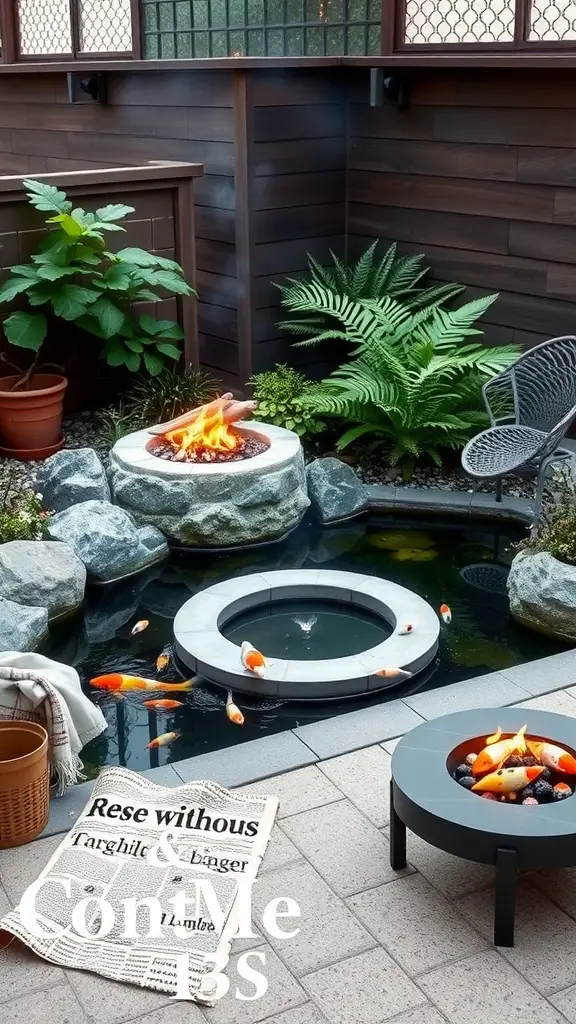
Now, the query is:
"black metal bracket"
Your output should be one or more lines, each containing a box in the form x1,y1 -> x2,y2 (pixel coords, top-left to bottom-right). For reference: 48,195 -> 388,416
66,72 -> 108,105
369,69 -> 410,109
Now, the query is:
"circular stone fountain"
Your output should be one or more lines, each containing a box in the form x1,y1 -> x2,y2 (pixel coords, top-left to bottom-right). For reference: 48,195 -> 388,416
108,421 -> 310,548
173,569 -> 440,699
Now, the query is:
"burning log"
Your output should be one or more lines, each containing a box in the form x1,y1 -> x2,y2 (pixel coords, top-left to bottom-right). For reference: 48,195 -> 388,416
148,394 -> 257,436
148,392 -> 265,464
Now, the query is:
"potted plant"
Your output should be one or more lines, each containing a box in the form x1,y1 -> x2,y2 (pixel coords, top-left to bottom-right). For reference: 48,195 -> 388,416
0,179 -> 196,460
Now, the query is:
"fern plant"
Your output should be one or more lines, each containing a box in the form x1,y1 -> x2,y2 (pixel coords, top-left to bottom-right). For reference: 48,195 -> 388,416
248,363 -> 324,437
301,292 -> 520,476
276,241 -> 465,347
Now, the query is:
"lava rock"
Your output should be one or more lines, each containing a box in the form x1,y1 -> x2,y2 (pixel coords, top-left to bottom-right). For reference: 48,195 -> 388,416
520,785 -> 535,801
0,540 -> 86,620
46,500 -> 168,582
0,595 -> 48,651
306,457 -> 368,524
458,776 -> 475,790
520,755 -> 537,766
553,788 -> 572,800
533,779 -> 555,803
453,763 -> 472,780
505,755 -> 524,768
540,766 -> 552,781
508,550 -> 576,643
38,447 -> 111,513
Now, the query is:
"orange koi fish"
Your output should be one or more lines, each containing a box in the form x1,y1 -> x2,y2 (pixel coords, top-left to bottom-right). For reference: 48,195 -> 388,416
373,667 -> 413,681
143,699 -> 184,711
156,647 -> 172,672
439,604 -> 452,624
90,674 -> 196,692
398,623 -> 415,635
226,690 -> 244,726
527,739 -> 576,774
472,725 -> 527,777
131,619 -> 149,636
241,641 -> 266,678
471,765 -> 543,794
147,731 -> 180,750
554,782 -> 572,794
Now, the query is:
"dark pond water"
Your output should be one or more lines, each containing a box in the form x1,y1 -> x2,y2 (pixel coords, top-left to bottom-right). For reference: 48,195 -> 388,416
43,514 -> 566,776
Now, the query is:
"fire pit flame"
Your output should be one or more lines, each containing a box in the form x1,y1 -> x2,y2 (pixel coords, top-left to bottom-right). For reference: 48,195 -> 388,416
148,394 -> 269,465
166,406 -> 240,459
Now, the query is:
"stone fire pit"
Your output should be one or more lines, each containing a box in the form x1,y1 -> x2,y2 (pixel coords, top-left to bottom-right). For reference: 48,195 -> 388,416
108,420 -> 309,548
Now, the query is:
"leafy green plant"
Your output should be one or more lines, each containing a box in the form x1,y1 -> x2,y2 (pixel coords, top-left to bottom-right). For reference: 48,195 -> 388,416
0,474 -> 51,542
519,470 -> 576,566
0,179 -> 196,386
276,241 -> 465,347
300,292 -> 520,475
124,367 -> 220,425
248,363 -> 324,437
94,402 -> 142,447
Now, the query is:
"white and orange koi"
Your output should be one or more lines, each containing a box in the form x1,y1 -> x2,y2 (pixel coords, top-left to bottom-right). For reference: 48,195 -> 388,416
373,667 -> 413,681
439,603 -> 452,624
131,619 -> 149,636
143,699 -> 184,711
241,641 -> 266,677
90,673 -> 196,693
527,739 -> 576,775
226,690 -> 244,726
156,646 -> 172,672
471,765 -> 543,794
147,730 -> 180,750
472,725 -> 527,777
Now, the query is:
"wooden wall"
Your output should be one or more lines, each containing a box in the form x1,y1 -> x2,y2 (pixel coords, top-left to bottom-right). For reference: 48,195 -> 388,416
347,69 -> 576,350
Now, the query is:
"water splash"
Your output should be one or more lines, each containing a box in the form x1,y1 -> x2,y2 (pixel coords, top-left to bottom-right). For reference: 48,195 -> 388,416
293,615 -> 318,636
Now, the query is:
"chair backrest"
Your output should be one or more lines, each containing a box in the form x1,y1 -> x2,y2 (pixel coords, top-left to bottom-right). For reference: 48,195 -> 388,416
509,335 -> 576,433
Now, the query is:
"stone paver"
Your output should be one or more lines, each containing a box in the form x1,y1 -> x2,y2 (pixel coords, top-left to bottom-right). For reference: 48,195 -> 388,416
301,947 -> 426,1024
403,672 -> 531,720
384,1009 -> 449,1024
348,873 -> 488,976
280,799 -> 407,897
318,745 -> 392,827
251,860 -> 376,976
458,882 -> 576,996
0,834 -> 61,904
240,766 -> 342,819
381,738 -> 401,754
66,968 -> 180,1024
260,826 -> 303,874
418,949 -> 568,1024
514,689 -> 576,716
0,938 -> 67,1003
254,1005 -> 330,1024
200,945 -> 306,1023
1,981 -> 90,1024
531,865 -> 576,920
550,983 -> 576,1023
386,827 -> 494,899
131,1006 -> 209,1023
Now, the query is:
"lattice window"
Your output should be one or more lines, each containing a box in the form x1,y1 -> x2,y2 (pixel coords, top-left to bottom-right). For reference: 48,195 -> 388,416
141,0 -> 381,56
79,0 -> 133,51
17,0 -> 72,54
529,0 -> 576,39
403,0 -> 514,42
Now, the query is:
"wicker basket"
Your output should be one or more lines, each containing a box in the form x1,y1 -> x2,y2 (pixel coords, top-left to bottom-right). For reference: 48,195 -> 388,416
0,721 -> 49,848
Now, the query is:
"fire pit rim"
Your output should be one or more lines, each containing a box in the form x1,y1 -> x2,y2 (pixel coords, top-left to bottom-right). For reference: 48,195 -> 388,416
173,569 -> 439,701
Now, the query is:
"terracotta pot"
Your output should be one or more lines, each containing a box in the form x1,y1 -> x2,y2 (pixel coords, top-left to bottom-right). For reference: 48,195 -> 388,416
0,374 -> 67,460
0,721 -> 49,848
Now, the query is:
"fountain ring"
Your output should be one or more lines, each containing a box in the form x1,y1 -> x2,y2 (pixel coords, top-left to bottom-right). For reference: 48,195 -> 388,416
174,569 -> 440,700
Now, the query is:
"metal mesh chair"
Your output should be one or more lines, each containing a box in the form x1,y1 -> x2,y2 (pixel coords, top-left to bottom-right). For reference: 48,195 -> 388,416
461,335 -> 576,504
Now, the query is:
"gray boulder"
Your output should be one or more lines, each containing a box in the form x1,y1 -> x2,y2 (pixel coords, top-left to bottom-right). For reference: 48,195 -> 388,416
47,500 -> 168,582
38,447 -> 110,513
0,540 -> 86,621
306,458 -> 367,524
508,549 -> 576,642
0,596 -> 48,651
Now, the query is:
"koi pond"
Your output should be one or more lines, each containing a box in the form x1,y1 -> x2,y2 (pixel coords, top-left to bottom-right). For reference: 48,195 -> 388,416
44,514 -> 565,775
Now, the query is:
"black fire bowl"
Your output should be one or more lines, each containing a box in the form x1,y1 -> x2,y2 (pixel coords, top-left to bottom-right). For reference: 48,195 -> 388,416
390,707 -> 576,947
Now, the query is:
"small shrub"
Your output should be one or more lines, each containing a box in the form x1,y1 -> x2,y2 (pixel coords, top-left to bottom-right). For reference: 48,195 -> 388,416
0,476 -> 51,542
125,367 -> 220,426
95,402 -> 142,447
519,470 -> 576,566
248,363 -> 324,438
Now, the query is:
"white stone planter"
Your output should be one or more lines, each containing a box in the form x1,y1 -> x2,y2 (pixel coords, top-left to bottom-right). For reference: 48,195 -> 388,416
507,549 -> 576,642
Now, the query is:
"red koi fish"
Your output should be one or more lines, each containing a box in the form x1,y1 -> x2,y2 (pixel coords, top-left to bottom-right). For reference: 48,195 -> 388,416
439,604 -> 452,624
241,642 -> 266,678
472,765 -> 543,794
147,731 -> 180,750
90,674 -> 195,692
143,699 -> 184,711
527,739 -> 576,774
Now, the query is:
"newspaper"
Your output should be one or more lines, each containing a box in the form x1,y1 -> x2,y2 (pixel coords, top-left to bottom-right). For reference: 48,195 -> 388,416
0,766 -> 278,1004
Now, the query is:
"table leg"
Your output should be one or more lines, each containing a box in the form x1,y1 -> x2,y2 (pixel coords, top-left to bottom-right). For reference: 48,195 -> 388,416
389,780 -> 407,871
494,846 -> 517,947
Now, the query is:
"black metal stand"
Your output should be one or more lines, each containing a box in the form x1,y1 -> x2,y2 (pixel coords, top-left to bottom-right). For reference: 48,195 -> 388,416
495,477 -> 503,502
389,781 -> 407,870
494,846 -> 517,947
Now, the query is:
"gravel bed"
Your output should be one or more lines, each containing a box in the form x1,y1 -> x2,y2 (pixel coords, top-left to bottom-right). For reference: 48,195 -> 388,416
356,461 -> 536,500
0,412 -> 109,497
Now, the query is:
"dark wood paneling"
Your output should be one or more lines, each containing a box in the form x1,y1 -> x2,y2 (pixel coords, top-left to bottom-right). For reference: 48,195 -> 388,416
348,137 -> 517,182
254,203 -> 345,245
350,105 -> 435,141
349,204 -> 509,254
434,108 -> 576,148
254,234 -> 345,277
250,70 -> 344,106
254,171 -> 345,211
518,148 -> 576,187
254,105 -> 345,142
108,71 -> 233,108
509,221 -> 576,263
253,138 -> 346,176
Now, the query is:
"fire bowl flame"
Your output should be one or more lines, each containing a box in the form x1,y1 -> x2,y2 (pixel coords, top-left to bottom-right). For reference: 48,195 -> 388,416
146,393 -> 270,464
447,726 -> 576,806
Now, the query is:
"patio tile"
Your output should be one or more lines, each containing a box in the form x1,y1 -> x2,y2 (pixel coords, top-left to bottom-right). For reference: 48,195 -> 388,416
457,882 -> 576,996
251,860 -> 376,976
294,700 -> 425,759
550,983 -> 576,1023
132,1005 -> 208,1023
41,781 -> 95,838
347,873 -> 487,976
531,865 -> 576,920
255,1005 -> 330,1023
199,944 -> 306,1023
419,949 -> 567,1024
403,672 -> 531,720
66,969 -> 177,1024
260,826 -> 303,874
280,799 -> 406,897
382,1009 -> 449,1024
140,765 -> 185,786
0,938 -> 67,1003
173,733 -> 317,787
513,689 -> 576,716
385,827 -> 494,899
301,947 -> 425,1024
2,982 -> 89,1024
0,834 -> 62,904
239,766 -> 342,819
381,737 -> 402,754
0,881 -> 10,915
318,745 -> 392,827
501,650 -> 576,696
